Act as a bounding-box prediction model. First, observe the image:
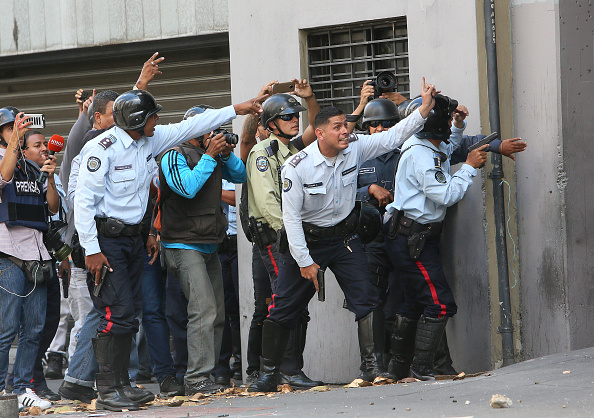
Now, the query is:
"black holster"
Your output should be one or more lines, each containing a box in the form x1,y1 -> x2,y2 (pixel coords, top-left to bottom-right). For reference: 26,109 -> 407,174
248,217 -> 277,249
276,226 -> 289,254
387,213 -> 442,261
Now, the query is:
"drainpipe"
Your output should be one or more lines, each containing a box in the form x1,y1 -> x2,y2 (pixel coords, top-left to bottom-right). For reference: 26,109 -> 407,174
484,0 -> 515,366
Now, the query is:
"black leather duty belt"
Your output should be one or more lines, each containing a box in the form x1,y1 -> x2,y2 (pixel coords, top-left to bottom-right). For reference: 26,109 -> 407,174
95,217 -> 142,238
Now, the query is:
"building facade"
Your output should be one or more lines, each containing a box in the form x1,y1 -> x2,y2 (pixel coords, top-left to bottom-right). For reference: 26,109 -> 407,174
0,0 -> 591,384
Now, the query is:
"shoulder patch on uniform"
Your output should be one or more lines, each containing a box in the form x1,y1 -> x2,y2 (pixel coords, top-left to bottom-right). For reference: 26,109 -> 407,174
283,178 -> 292,192
87,156 -> 101,172
256,156 -> 269,172
348,133 -> 359,143
288,151 -> 308,167
435,171 -> 447,184
98,134 -> 117,150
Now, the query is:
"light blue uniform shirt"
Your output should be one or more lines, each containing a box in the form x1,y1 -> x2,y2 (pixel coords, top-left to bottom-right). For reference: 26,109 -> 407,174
281,108 -> 426,267
160,149 -> 245,253
74,106 -> 237,255
385,122 -> 476,224
222,179 -> 237,236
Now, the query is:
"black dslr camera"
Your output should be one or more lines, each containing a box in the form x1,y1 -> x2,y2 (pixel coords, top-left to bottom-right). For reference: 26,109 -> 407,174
370,71 -> 398,98
44,220 -> 72,262
212,128 -> 239,145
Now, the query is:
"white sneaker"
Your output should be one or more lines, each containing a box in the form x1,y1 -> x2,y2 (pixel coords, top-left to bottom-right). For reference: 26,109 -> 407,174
17,388 -> 51,410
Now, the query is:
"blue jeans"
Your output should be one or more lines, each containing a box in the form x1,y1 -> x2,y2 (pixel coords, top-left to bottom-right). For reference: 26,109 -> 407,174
0,258 -> 47,394
141,253 -> 176,382
65,308 -> 140,387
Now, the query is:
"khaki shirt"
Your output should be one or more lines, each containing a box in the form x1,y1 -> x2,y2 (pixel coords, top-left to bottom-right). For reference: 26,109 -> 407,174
246,133 -> 299,232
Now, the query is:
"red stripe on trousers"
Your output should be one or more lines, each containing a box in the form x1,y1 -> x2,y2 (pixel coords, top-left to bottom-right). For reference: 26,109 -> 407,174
415,260 -> 446,318
102,306 -> 114,333
268,294 -> 276,316
267,245 -> 279,276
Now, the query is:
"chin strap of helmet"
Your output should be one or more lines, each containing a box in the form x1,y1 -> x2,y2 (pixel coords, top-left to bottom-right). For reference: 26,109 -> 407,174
271,120 -> 294,140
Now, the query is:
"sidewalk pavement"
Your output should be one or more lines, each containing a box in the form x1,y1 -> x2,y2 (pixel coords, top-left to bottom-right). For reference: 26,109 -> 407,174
35,346 -> 594,417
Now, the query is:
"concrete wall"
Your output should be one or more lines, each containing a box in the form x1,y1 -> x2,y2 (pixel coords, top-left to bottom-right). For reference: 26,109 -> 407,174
229,0 -> 493,382
0,0 -> 228,55
511,0 -> 569,359
560,0 -> 594,351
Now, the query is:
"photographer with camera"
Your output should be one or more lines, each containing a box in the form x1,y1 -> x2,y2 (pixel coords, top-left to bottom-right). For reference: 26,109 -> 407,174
0,113 -> 59,410
157,105 -> 246,395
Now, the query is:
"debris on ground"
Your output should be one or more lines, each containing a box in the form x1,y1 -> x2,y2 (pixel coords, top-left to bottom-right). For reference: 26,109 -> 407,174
490,394 -> 513,408
372,376 -> 394,385
309,385 -> 330,392
344,378 -> 373,388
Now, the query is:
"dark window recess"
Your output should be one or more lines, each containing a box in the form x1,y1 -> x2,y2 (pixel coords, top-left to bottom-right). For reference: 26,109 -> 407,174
307,18 -> 409,114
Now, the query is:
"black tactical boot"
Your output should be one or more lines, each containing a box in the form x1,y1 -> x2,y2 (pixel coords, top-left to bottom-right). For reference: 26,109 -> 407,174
119,335 -> 155,404
230,328 -> 242,380
410,316 -> 448,381
279,316 -> 323,389
433,331 -> 458,376
45,352 -> 64,379
58,381 -> 97,403
93,334 -> 139,412
387,315 -> 418,380
247,320 -> 290,392
357,310 -> 390,382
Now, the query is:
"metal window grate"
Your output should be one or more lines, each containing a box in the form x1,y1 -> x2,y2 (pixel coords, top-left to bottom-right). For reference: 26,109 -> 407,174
306,18 -> 409,113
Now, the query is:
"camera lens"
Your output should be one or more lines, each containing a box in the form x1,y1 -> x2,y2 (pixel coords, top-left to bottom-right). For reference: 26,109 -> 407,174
225,133 -> 239,145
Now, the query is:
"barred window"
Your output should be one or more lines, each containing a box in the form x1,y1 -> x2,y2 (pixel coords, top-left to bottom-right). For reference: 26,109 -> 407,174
306,18 -> 409,114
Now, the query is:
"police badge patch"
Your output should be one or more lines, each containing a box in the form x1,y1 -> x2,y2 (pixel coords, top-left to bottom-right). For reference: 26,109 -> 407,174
435,171 -> 447,184
87,156 -> 101,172
283,178 -> 292,192
256,156 -> 269,172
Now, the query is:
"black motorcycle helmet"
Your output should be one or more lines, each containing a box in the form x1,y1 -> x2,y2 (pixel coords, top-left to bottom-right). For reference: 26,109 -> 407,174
183,104 -> 214,120
361,98 -> 400,131
0,106 -> 20,146
260,94 -> 306,139
113,90 -> 162,132
401,94 -> 458,142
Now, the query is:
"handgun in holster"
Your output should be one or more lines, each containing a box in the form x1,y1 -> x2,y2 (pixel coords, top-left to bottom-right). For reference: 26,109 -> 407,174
407,230 -> 430,261
249,216 -> 276,249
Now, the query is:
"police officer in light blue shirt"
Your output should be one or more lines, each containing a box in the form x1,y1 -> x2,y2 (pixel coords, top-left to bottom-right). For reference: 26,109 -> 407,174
248,79 -> 439,392
74,89 -> 264,411
383,94 -> 488,383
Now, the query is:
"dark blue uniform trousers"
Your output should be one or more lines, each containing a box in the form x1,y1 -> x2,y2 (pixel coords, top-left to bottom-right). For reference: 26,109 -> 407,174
384,233 -> 457,319
88,234 -> 144,336
268,235 -> 381,328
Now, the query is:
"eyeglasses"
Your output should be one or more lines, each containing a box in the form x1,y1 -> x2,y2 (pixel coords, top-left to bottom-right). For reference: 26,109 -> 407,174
368,119 -> 397,128
277,113 -> 300,122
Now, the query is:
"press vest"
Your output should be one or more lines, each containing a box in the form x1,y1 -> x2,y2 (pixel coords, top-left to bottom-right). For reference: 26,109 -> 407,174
0,158 -> 48,232
158,142 -> 227,244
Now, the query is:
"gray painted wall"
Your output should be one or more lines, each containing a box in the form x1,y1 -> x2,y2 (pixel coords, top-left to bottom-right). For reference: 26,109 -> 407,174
229,0 -> 493,382
512,0 -> 594,358
0,0 -> 228,55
